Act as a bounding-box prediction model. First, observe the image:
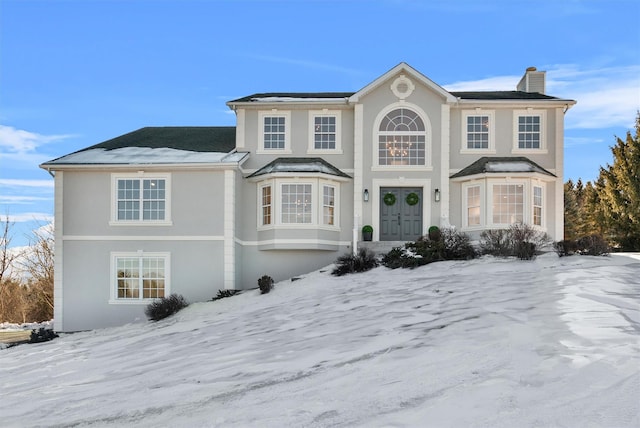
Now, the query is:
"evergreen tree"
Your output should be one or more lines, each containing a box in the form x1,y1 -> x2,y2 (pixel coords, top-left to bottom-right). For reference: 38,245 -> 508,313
597,113 -> 640,250
563,179 -> 580,240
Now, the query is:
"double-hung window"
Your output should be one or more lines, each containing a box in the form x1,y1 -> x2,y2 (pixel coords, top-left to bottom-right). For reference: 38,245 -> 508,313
466,185 -> 481,226
309,110 -> 341,153
323,185 -> 335,226
533,186 -> 543,226
513,110 -> 546,152
112,174 -> 171,224
111,252 -> 169,303
259,111 -> 291,153
261,185 -> 272,226
461,110 -> 494,152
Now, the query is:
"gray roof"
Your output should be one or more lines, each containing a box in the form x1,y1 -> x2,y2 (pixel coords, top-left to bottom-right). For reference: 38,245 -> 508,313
79,127 -> 236,153
41,127 -> 240,167
449,91 -> 560,100
228,93 -> 354,103
450,157 -> 555,179
247,158 -> 351,179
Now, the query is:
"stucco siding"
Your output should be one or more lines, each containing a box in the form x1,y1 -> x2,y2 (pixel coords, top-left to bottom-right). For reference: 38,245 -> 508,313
60,240 -> 224,332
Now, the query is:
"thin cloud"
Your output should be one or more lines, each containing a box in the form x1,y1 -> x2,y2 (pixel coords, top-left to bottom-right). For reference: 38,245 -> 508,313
0,179 -> 54,188
0,195 -> 52,203
443,75 -> 520,92
245,54 -> 364,77
0,125 -> 75,154
4,212 -> 53,223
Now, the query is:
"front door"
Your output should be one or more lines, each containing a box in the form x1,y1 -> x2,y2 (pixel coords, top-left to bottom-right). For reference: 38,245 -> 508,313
380,187 -> 423,241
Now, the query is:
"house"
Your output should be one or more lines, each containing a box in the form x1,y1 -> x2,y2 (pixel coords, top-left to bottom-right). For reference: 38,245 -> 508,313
41,63 -> 575,331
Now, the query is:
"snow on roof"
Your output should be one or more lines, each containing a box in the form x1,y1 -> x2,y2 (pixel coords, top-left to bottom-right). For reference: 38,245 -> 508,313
45,147 -> 246,165
250,97 -> 348,102
485,161 -> 538,172
247,158 -> 351,179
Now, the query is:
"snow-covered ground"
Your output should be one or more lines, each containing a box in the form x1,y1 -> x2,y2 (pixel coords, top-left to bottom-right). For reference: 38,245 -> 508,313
1,253 -> 639,427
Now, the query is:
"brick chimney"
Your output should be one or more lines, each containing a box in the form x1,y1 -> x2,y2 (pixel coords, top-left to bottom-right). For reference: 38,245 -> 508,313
517,66 -> 546,94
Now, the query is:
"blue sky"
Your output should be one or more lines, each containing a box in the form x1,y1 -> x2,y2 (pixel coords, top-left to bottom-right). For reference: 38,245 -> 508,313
1,0 -> 639,246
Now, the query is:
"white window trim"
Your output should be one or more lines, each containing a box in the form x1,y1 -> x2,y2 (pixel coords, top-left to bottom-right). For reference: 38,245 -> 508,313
322,184 -> 337,226
462,182 -> 484,230
460,110 -> 496,154
307,110 -> 343,154
110,172 -> 172,226
512,109 -> 548,154
372,101 -> 433,170
533,183 -> 545,228
459,178 -> 548,231
256,177 -> 341,231
259,183 -> 273,227
488,180 -> 527,227
257,110 -> 292,154
109,251 -> 170,305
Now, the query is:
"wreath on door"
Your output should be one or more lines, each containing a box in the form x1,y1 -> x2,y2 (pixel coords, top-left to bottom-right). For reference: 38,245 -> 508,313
405,192 -> 420,206
383,192 -> 396,206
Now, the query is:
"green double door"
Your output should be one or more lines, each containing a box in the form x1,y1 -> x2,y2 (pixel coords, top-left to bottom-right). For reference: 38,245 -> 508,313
380,187 -> 423,241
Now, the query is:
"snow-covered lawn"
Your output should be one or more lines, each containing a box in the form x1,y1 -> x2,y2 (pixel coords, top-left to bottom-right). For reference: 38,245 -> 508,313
1,253 -> 639,427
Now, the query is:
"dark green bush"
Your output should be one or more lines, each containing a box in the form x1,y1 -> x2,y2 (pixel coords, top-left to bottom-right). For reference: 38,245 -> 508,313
332,248 -> 378,276
381,227 -> 476,269
381,245 -> 428,269
212,289 -> 238,301
428,225 -> 441,241
258,275 -> 274,294
575,234 -> 610,256
145,294 -> 189,321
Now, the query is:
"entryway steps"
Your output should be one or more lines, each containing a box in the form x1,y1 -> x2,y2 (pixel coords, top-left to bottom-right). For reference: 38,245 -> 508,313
358,241 -> 408,255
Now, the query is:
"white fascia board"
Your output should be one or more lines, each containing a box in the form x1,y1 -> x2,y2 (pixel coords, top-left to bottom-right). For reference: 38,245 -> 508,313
227,99 -> 350,109
40,162 -> 245,172
454,99 -> 577,109
246,171 -> 351,183
450,172 -> 558,183
349,62 -> 457,103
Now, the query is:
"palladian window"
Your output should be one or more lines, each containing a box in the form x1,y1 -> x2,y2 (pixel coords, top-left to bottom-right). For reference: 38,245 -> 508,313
378,108 -> 426,166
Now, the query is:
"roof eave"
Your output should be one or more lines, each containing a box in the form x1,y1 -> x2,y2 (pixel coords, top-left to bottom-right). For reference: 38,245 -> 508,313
246,171 -> 351,182
450,171 -> 557,182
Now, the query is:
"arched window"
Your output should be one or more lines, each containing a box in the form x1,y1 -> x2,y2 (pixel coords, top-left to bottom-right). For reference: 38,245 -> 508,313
378,108 -> 426,165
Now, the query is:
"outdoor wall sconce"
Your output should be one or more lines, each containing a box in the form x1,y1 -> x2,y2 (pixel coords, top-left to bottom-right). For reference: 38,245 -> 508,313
434,188 -> 441,202
363,189 -> 369,202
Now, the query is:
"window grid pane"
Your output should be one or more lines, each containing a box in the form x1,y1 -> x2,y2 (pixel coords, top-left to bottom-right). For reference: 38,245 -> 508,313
264,116 -> 286,149
314,116 -> 336,149
467,186 -> 481,226
323,186 -> 335,225
378,135 -> 425,165
281,184 -> 312,224
117,180 -> 140,220
518,116 -> 541,149
117,257 -> 140,298
261,186 -> 272,226
492,184 -> 524,224
533,186 -> 543,226
117,178 -> 166,221
116,256 -> 166,300
467,116 -> 489,149
378,108 -> 426,166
